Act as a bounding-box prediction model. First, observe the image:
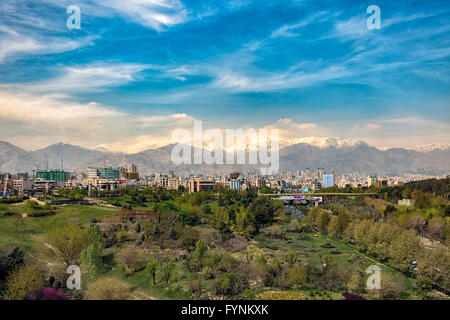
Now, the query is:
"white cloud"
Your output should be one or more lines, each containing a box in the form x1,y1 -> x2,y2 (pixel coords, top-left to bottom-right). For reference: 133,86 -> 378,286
104,0 -> 188,30
43,0 -> 189,31
28,63 -> 148,93
349,116 -> 450,149
0,90 -> 194,151
0,33 -> 97,63
212,64 -> 352,92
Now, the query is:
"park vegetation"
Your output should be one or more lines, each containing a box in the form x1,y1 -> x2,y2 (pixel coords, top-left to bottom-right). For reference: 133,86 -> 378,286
0,177 -> 448,300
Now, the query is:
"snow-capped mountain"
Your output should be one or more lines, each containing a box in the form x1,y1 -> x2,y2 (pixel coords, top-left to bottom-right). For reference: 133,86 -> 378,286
412,143 -> 450,152
1,139 -> 449,175
286,136 -> 365,149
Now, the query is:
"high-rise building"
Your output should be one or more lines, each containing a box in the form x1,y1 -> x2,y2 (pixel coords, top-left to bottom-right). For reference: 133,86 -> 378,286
188,178 -> 215,193
322,174 -> 335,188
87,167 -> 120,180
36,170 -> 69,182
368,174 -> 378,187
230,179 -> 241,191
127,163 -> 137,174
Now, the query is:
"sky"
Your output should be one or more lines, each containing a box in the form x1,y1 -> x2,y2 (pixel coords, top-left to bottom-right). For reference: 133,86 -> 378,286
0,0 -> 449,152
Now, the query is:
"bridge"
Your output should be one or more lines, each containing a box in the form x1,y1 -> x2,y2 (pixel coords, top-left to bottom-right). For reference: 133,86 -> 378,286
259,193 -> 377,197
260,192 -> 377,206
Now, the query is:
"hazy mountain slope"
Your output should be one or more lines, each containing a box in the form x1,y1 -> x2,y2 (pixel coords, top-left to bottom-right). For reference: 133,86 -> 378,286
0,140 -> 449,176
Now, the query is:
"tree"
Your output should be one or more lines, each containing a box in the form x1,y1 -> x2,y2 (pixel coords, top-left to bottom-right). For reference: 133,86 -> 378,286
287,265 -> 307,288
347,271 -> 366,294
408,215 -> 426,233
389,230 -> 423,273
193,240 -> 207,260
79,244 -> 103,286
45,224 -> 95,266
88,225 -> 104,248
335,210 -> 350,236
0,246 -> 24,284
417,244 -> 449,290
285,250 -> 297,267
317,211 -> 331,234
401,187 -> 411,199
153,225 -> 160,239
117,245 -> 140,272
146,260 -> 159,285
161,261 -> 176,285
328,216 -> 339,237
3,265 -> 43,300
415,194 -> 431,209
416,277 -> 433,296
427,217 -> 446,240
84,277 -> 131,300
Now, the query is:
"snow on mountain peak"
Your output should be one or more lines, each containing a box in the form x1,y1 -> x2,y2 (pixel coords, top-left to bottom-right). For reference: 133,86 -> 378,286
413,143 -> 450,152
288,136 -> 364,148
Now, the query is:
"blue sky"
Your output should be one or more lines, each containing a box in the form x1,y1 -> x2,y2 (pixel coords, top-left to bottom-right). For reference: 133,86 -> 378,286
0,0 -> 449,152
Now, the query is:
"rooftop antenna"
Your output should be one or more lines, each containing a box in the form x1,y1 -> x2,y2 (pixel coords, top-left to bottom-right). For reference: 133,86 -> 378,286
45,153 -> 48,171
61,150 -> 64,172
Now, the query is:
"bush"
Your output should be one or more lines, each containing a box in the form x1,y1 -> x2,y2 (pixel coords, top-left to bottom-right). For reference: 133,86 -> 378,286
27,287 -> 67,300
24,200 -> 39,208
3,265 -> 43,300
28,211 -> 55,217
84,277 -> 131,300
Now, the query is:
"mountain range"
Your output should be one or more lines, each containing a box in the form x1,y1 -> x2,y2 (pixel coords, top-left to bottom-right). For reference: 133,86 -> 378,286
0,139 -> 449,176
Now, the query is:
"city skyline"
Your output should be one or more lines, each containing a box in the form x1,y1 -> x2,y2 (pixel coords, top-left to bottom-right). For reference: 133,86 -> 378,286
0,0 -> 449,152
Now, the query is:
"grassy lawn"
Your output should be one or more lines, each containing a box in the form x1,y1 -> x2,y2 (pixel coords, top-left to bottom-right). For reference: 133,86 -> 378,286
104,260 -> 192,300
0,204 -> 117,251
256,222 -> 423,299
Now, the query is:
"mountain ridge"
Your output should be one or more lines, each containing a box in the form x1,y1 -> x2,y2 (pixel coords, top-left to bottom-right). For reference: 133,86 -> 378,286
0,139 -> 449,176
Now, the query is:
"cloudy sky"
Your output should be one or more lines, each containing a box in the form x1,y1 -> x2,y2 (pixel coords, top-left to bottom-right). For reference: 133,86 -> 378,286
0,0 -> 449,152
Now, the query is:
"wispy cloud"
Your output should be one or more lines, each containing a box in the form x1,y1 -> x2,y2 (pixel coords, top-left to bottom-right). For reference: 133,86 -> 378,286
0,89 -> 194,151
0,32 -> 98,63
15,63 -> 149,93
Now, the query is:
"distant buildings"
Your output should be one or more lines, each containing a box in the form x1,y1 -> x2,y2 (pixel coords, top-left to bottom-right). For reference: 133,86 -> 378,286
398,199 -> 414,206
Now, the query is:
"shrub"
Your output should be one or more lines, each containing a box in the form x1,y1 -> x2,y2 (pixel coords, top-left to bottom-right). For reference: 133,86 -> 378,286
117,245 -> 144,272
27,287 -> 67,300
24,200 -> 38,208
28,211 -> 55,217
3,265 -> 43,300
342,292 -> 366,300
84,277 -> 131,300
287,265 -> 308,288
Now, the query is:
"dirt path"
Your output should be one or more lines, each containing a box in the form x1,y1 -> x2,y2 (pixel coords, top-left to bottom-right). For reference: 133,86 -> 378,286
130,290 -> 158,300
